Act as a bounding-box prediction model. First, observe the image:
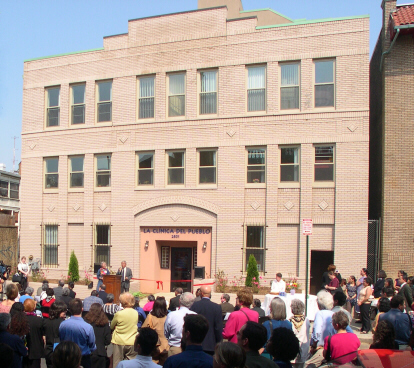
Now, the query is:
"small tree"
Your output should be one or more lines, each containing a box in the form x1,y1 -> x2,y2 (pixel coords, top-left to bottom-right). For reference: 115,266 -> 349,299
68,251 -> 80,282
245,254 -> 259,287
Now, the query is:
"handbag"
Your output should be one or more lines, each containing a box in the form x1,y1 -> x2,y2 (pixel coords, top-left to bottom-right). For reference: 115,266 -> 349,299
12,273 -> 22,283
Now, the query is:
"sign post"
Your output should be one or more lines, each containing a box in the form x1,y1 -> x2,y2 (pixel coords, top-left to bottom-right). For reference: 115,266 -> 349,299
302,219 -> 312,316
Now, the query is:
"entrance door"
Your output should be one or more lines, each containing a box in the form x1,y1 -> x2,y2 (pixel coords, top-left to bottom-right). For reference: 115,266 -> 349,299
171,248 -> 192,292
310,250 -> 334,295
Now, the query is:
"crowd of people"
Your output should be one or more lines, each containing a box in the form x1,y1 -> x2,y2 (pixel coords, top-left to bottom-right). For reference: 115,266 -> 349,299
0,261 -> 413,368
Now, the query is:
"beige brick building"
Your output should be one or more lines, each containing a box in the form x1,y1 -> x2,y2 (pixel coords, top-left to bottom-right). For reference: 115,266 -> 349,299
370,0 -> 414,277
21,0 -> 369,293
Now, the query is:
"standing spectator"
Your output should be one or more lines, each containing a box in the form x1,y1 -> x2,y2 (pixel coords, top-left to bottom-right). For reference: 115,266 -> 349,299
331,292 -> 352,324
17,256 -> 30,291
164,314 -> 213,368
345,276 -> 357,316
358,277 -> 373,334
23,298 -> 46,368
116,328 -> 162,368
237,321 -> 278,368
267,327 -> 300,368
59,298 -> 96,368
322,265 -> 337,290
110,292 -> 138,368
213,342 -> 246,368
133,296 -> 147,329
325,271 -> 340,294
289,299 -> 310,368
0,283 -> 18,313
190,285 -> 223,355
374,270 -> 387,298
45,301 -> 67,368
84,303 -> 111,368
355,268 -> 368,316
103,293 -> 121,317
52,341 -> 82,368
370,320 -> 399,349
379,294 -> 412,346
68,281 -> 76,298
394,270 -> 405,292
97,284 -> 108,304
372,297 -> 391,332
142,297 -> 169,365
96,262 -> 109,292
83,290 -> 103,313
53,280 -> 65,299
398,273 -> 413,312
223,289 -> 259,343
194,288 -> 201,302
58,287 -> 73,308
143,295 -> 155,313
252,298 -> 265,317
37,280 -> 49,296
41,288 -> 56,318
116,261 -> 133,293
220,294 -> 235,320
0,313 -> 27,368
9,303 -> 30,338
384,278 -> 395,294
19,286 -> 35,305
323,311 -> 360,365
0,343 -> 14,368
271,273 -> 286,294
164,292 -> 196,357
168,288 -> 183,312
39,282 -> 49,301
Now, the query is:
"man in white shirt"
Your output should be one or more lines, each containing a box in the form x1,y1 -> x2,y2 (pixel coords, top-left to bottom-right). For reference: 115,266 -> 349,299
164,292 -> 197,357
271,273 -> 286,294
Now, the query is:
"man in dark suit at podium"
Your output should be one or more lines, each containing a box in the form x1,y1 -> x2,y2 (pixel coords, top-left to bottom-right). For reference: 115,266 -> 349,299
116,261 -> 133,293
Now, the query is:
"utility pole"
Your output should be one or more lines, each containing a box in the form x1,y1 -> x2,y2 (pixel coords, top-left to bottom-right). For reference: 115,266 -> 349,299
12,136 -> 19,172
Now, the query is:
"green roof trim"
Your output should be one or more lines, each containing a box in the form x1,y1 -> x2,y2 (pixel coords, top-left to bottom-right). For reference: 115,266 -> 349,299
240,8 -> 294,22
24,47 -> 104,62
256,14 -> 370,29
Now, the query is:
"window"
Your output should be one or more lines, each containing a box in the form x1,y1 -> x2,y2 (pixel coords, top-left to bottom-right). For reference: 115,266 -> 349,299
246,148 -> 266,184
96,154 -> 111,187
95,225 -> 110,269
138,76 -> 155,119
315,145 -> 335,181
280,147 -> 300,182
198,150 -> 216,185
245,226 -> 264,272
315,60 -> 335,107
44,225 -> 58,266
193,247 -> 197,268
199,70 -> 217,115
168,73 -> 185,117
46,87 -> 60,127
281,63 -> 300,109
167,151 -> 185,185
97,81 -> 112,122
247,66 -> 266,112
10,183 -> 19,199
69,156 -> 84,188
0,181 -> 19,199
137,152 -> 154,186
161,246 -> 170,269
0,181 -> 8,197
45,157 -> 59,189
71,84 -> 85,124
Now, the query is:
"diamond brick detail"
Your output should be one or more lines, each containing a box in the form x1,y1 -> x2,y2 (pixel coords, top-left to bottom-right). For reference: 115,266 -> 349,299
29,143 -> 36,150
73,204 -> 81,212
347,124 -> 357,132
284,201 -> 294,211
99,203 -> 107,212
319,200 -> 329,211
171,214 -> 179,222
227,129 -> 236,137
251,201 -> 260,210
48,205 -> 55,212
119,136 -> 128,143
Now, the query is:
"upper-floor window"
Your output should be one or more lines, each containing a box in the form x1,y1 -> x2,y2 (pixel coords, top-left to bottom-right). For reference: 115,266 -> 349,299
137,152 -> 154,186
199,70 -> 217,115
45,157 -> 59,189
96,154 -> 111,187
314,145 -> 335,182
69,156 -> 84,188
71,84 -> 85,124
281,63 -> 300,110
246,148 -> 266,184
168,73 -> 185,117
314,60 -> 335,107
167,151 -> 185,185
0,181 -> 19,199
198,150 -> 217,185
280,147 -> 300,182
138,76 -> 155,119
247,66 -> 266,112
46,87 -> 60,127
97,81 -> 112,122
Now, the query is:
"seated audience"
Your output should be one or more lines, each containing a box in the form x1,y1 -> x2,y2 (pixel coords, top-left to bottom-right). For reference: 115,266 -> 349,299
52,341 -> 82,368
103,293 -> 121,316
289,299 -> 310,368
37,280 -> 49,296
252,298 -> 265,317
41,288 -> 56,318
83,290 -> 103,313
39,282 -> 49,301
24,298 -> 46,368
143,294 -> 155,312
267,327 -> 300,368
370,320 -> 399,349
372,297 -> 391,332
213,342 -> 246,368
0,313 -> 27,368
0,283 -> 18,312
19,286 -> 34,305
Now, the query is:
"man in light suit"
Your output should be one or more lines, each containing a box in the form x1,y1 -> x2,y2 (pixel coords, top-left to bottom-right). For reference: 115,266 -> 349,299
116,261 -> 133,293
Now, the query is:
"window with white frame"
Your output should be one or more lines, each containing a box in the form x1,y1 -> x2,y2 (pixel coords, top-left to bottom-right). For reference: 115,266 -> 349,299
97,81 -> 112,122
198,150 -> 216,185
314,60 -> 335,107
0,181 -> 7,197
96,154 -> 111,187
71,84 -> 85,124
44,225 -> 58,266
281,63 -> 300,110
95,224 -> 110,270
46,87 -> 60,127
161,246 -> 170,269
314,145 -> 335,181
199,70 -> 217,115
168,73 -> 185,117
0,181 -> 19,199
246,148 -> 266,184
280,147 -> 300,182
138,76 -> 155,119
245,226 -> 265,272
69,156 -> 84,188
45,157 -> 59,189
137,152 -> 154,186
167,151 -> 185,185
247,66 -> 266,112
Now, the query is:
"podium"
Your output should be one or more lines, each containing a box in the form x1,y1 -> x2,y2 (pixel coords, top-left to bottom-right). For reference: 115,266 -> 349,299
103,275 -> 122,304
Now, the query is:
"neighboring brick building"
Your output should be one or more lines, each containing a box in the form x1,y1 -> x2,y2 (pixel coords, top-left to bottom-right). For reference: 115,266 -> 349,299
370,0 -> 414,277
21,0 -> 369,293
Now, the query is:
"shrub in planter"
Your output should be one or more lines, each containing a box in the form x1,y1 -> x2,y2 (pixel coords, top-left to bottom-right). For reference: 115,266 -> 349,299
245,254 -> 259,288
68,251 -> 80,282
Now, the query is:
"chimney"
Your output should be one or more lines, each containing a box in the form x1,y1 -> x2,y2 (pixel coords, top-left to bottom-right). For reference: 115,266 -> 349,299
381,0 -> 397,48
198,0 -> 243,19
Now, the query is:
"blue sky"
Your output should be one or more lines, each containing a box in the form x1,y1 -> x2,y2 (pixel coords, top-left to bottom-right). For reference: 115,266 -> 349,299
0,0 -> 397,171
